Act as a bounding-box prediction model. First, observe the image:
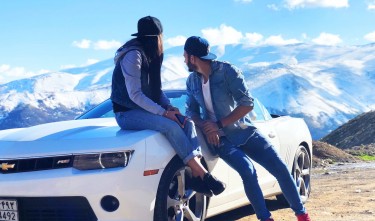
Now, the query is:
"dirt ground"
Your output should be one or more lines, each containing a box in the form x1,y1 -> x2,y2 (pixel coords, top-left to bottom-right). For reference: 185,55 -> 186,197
207,162 -> 375,221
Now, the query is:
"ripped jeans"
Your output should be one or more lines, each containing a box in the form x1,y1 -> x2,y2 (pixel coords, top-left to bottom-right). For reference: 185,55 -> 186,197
115,110 -> 202,164
216,130 -> 306,221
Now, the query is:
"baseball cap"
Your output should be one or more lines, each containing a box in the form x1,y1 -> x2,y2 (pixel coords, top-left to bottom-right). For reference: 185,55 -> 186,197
184,36 -> 217,60
131,16 -> 163,37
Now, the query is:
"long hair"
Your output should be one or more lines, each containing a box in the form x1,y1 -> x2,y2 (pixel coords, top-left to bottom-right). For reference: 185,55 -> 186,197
137,35 -> 164,103
138,35 -> 163,61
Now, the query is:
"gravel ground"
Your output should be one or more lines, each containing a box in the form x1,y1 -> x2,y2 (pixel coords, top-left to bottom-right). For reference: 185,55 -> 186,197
207,162 -> 375,221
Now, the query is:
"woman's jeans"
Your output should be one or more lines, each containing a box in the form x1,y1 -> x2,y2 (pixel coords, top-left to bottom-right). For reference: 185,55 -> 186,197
115,110 -> 201,164
216,130 -> 306,221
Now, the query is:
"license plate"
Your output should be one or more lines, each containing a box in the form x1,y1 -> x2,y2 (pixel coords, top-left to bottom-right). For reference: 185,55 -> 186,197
0,199 -> 18,221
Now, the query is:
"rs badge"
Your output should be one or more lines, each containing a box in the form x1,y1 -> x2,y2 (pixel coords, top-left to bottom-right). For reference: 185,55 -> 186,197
1,163 -> 15,171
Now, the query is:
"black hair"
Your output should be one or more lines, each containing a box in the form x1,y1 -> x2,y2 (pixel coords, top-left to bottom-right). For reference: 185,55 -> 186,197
137,35 -> 164,103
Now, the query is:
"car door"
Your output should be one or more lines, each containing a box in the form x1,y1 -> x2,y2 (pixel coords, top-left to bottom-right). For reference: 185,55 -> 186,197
227,98 -> 281,194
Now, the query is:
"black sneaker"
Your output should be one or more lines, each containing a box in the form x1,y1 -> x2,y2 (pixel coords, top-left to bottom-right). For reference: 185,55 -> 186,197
185,172 -> 213,197
203,173 -> 226,195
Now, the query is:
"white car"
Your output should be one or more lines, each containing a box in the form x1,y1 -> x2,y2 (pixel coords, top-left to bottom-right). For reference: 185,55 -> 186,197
0,90 -> 312,221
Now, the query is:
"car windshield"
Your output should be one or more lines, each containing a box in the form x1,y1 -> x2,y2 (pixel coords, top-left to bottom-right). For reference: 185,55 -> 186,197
77,90 -> 187,120
77,90 -> 271,121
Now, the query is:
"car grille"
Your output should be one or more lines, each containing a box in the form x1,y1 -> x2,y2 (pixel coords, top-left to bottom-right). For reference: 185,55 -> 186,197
0,155 -> 73,174
2,197 -> 97,221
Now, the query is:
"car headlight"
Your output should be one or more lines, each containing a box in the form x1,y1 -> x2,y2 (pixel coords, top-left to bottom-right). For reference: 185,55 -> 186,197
73,151 -> 134,170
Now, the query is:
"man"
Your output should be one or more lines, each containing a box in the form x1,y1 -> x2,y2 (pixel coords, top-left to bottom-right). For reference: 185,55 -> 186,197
183,36 -> 311,221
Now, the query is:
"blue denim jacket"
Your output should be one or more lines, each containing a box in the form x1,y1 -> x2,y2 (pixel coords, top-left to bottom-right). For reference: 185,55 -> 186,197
186,60 -> 257,146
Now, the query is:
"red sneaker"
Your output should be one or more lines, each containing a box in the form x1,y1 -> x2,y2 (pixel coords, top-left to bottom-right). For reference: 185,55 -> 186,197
297,213 -> 311,221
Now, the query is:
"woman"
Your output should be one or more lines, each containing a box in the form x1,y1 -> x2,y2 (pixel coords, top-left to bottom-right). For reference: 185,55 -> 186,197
110,16 -> 225,196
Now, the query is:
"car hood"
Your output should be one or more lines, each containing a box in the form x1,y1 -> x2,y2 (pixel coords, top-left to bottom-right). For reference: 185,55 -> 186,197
0,118 -> 158,159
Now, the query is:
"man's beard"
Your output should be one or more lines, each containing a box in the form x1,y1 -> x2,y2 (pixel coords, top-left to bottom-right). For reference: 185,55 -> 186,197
187,60 -> 198,72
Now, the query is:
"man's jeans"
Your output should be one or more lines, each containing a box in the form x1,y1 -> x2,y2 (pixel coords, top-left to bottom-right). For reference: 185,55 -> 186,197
216,130 -> 306,221
115,110 -> 201,164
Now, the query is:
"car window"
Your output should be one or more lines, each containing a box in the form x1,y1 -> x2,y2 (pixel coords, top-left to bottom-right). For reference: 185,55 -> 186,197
251,99 -> 265,121
77,91 -> 187,119
251,98 -> 273,121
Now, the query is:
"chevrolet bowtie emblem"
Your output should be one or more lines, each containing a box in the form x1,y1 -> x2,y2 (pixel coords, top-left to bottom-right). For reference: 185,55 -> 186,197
1,163 -> 15,171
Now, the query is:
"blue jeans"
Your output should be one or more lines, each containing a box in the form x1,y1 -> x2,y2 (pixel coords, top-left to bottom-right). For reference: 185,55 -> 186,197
115,110 -> 202,164
216,130 -> 306,221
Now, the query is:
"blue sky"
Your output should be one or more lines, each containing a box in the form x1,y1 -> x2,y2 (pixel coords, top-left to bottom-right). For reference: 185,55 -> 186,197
1,0 -> 375,84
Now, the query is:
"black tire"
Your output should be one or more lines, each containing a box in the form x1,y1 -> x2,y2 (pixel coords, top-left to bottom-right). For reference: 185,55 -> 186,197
154,155 -> 208,221
276,145 -> 311,205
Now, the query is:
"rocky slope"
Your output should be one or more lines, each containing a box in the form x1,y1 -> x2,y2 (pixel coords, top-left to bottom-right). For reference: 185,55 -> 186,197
321,110 -> 375,149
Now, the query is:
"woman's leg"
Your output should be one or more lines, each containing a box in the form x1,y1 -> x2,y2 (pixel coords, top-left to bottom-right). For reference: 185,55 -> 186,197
116,110 -> 226,195
115,110 -> 200,163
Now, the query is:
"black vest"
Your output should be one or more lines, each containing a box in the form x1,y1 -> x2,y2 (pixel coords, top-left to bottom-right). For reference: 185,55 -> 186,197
110,39 -> 161,112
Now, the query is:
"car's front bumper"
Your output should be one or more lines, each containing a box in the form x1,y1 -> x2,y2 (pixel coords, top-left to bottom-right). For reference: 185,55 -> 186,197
0,154 -> 164,221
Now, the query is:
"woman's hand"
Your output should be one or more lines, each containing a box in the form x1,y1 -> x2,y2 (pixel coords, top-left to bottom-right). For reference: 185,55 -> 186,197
163,110 -> 184,128
166,105 -> 181,115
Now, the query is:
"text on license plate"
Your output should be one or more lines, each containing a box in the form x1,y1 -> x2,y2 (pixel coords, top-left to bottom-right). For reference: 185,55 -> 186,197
0,199 -> 18,221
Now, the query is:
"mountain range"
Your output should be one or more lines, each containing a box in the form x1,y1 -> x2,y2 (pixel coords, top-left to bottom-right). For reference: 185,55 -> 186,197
1,43 -> 375,139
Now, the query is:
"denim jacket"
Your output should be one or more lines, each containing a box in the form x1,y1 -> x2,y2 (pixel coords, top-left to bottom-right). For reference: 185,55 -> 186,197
186,60 -> 257,146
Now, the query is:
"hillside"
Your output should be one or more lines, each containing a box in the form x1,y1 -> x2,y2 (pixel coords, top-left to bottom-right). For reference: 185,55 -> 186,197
312,141 -> 359,168
321,110 -> 375,149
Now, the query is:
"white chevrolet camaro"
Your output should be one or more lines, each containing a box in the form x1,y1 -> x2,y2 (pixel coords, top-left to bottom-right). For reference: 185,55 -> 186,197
0,90 -> 312,221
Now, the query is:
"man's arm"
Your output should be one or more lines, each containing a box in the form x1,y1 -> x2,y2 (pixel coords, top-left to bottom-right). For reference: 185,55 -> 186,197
202,105 -> 252,134
203,64 -> 254,134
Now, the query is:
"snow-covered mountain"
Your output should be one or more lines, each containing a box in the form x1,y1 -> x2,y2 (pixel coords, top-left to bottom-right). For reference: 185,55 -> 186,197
1,43 -> 374,139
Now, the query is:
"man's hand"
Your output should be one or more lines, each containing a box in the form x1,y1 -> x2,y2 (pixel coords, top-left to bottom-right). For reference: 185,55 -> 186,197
206,131 -> 220,146
202,120 -> 220,134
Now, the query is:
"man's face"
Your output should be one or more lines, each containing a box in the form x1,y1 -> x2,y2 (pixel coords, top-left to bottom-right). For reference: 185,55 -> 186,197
183,51 -> 198,72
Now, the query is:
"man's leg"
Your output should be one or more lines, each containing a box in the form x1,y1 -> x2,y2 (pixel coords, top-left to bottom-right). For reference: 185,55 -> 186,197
217,137 -> 272,221
242,130 -> 306,215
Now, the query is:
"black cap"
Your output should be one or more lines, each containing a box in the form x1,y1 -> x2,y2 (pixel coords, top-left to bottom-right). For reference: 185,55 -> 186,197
131,16 -> 163,37
184,36 -> 217,60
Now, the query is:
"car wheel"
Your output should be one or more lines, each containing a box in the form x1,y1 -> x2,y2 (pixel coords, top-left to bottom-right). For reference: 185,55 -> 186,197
154,155 -> 208,221
277,145 -> 311,205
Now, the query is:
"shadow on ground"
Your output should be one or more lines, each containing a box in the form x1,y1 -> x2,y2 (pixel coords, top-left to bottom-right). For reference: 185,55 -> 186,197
206,198 -> 289,221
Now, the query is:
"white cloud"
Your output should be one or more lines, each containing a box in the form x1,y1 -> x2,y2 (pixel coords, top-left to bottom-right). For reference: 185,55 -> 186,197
243,33 -> 264,46
285,0 -> 349,9
85,59 -> 100,65
302,33 -> 309,40
165,35 -> 187,48
364,31 -> 375,42
60,59 -> 100,70
263,35 -> 301,45
267,4 -> 280,11
72,39 -> 121,50
93,40 -> 122,50
312,32 -> 343,45
368,0 -> 375,10
201,24 -> 243,46
0,64 -> 49,84
72,39 -> 91,49
234,0 -> 253,3
194,24 -> 300,48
